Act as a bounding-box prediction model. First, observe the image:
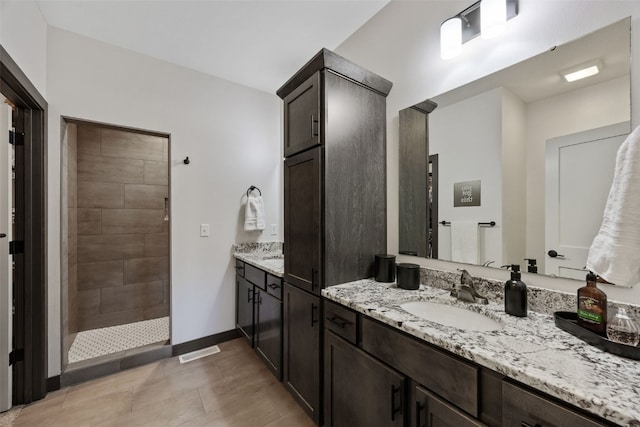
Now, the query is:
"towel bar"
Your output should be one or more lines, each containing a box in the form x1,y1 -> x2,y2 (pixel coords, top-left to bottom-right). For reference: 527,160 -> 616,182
246,186 -> 262,197
440,221 -> 496,227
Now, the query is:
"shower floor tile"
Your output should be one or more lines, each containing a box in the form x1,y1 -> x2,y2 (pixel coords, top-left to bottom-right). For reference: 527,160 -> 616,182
68,317 -> 169,364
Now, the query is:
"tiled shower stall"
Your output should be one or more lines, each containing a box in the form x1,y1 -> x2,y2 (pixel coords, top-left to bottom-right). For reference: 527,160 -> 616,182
62,121 -> 170,366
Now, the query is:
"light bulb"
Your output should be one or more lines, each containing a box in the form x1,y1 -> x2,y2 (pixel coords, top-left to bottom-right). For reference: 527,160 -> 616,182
441,17 -> 462,59
481,0 -> 507,39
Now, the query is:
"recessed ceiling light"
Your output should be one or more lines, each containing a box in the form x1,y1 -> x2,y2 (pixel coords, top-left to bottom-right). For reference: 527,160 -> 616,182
562,60 -> 602,83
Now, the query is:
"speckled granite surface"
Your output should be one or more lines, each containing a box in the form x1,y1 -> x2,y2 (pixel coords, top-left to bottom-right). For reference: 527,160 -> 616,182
322,279 -> 640,426
232,242 -> 284,277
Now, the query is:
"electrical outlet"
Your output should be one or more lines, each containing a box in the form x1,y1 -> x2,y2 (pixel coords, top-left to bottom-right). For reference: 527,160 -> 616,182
200,224 -> 210,237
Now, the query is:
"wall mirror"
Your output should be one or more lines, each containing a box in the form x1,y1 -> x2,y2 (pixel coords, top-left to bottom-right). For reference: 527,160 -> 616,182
399,17 -> 631,284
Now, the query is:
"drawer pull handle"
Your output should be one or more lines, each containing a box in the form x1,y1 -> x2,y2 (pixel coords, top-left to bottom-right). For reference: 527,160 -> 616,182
247,288 -> 253,303
415,402 -> 425,427
311,268 -> 318,290
268,283 -> 280,290
390,384 -> 401,421
311,303 -> 319,327
327,315 -> 350,329
311,114 -> 319,137
521,422 -> 541,427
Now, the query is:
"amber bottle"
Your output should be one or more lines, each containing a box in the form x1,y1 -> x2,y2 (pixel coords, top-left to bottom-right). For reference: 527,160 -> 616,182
577,272 -> 607,335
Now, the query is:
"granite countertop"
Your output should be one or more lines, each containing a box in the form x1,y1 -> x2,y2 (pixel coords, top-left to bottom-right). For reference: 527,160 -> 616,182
322,279 -> 640,426
233,242 -> 284,277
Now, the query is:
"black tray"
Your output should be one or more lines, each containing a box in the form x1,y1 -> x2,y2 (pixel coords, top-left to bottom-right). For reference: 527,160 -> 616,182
554,311 -> 640,360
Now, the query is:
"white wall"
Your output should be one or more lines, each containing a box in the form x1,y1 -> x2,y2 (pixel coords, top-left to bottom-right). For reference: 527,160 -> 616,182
336,0 -> 640,304
525,76 -> 630,272
430,89 -> 503,265
46,27 -> 282,376
0,0 -> 47,97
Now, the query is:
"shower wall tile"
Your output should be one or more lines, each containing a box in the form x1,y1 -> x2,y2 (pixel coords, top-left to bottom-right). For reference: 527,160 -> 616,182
143,161 -> 168,185
68,207 -> 78,237
101,129 -> 165,161
79,309 -> 144,331
78,289 -> 101,316
124,184 -> 168,209
78,181 -> 124,208
78,208 -> 102,235
143,303 -> 169,320
101,209 -> 164,234
68,236 -> 77,266
145,233 -> 169,257
78,155 -> 144,184
78,260 -> 124,290
124,256 -> 169,284
78,234 -> 145,262
75,123 -> 170,332
77,125 -> 101,155
101,281 -> 164,313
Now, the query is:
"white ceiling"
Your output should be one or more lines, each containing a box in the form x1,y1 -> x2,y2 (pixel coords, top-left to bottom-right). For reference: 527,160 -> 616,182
36,0 -> 390,94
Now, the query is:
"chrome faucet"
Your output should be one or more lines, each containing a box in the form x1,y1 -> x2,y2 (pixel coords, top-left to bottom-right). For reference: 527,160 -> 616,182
451,269 -> 489,304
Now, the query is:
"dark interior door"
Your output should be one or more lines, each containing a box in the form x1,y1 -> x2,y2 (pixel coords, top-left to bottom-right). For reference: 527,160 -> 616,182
284,147 -> 322,294
1,46 -> 48,404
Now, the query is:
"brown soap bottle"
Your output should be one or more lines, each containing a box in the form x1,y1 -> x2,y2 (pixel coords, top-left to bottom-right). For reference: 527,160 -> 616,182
577,271 -> 607,335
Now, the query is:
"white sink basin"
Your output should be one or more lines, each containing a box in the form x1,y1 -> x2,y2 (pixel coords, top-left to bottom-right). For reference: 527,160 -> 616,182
399,301 -> 503,331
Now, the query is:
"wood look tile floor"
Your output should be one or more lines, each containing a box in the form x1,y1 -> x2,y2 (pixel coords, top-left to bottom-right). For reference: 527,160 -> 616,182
13,339 -> 316,427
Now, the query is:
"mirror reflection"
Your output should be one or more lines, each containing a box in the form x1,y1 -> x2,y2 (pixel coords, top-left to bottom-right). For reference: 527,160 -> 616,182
399,17 -> 631,283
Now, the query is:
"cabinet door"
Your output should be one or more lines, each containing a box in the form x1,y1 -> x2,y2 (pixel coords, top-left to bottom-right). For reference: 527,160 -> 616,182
283,283 -> 321,423
236,276 -> 255,346
284,148 -> 322,294
284,71 -> 321,157
255,290 -> 282,380
324,330 -> 405,427
502,381 -> 607,427
414,385 -> 486,427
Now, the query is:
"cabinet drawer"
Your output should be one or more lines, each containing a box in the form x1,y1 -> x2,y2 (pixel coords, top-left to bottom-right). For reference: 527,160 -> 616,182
502,381 -> 607,427
324,301 -> 357,345
266,274 -> 283,300
234,259 -> 245,277
245,263 -> 266,289
361,317 -> 478,417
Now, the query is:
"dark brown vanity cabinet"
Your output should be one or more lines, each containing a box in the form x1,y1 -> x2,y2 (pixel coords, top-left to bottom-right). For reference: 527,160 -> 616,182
283,283 -> 321,422
235,261 -> 283,380
278,48 -> 392,425
283,72 -> 321,157
324,331 -> 405,427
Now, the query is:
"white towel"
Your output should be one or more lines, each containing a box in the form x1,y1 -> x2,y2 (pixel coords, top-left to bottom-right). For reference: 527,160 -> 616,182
451,221 -> 479,264
244,195 -> 265,231
587,125 -> 640,286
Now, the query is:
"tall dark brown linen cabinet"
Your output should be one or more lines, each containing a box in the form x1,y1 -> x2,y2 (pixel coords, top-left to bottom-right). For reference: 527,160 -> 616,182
277,48 -> 392,424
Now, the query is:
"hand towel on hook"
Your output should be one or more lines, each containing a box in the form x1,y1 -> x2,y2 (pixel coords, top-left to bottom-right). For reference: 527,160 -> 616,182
244,194 -> 265,231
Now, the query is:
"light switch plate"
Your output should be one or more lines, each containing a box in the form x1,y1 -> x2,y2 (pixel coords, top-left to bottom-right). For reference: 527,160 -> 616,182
270,224 -> 278,235
200,224 -> 210,237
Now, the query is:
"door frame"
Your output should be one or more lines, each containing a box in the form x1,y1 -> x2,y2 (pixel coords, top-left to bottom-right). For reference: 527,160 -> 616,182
0,45 -> 48,404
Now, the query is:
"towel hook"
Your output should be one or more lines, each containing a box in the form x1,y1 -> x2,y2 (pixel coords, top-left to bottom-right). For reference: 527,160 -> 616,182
246,186 -> 262,197
183,156 -> 190,165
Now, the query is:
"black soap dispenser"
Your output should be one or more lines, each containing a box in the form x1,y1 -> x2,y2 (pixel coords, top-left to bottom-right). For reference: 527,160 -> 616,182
505,264 -> 527,317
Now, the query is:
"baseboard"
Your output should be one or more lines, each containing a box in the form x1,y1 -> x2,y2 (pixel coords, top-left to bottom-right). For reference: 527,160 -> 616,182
172,329 -> 240,356
46,375 -> 61,392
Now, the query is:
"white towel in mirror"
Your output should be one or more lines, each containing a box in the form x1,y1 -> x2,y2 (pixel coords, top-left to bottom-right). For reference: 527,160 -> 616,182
451,221 -> 479,264
244,195 -> 265,231
587,125 -> 640,286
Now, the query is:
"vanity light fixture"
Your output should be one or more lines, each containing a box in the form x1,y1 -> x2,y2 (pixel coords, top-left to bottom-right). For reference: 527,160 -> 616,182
481,0 -> 507,39
562,60 -> 603,83
439,0 -> 517,60
441,17 -> 462,59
